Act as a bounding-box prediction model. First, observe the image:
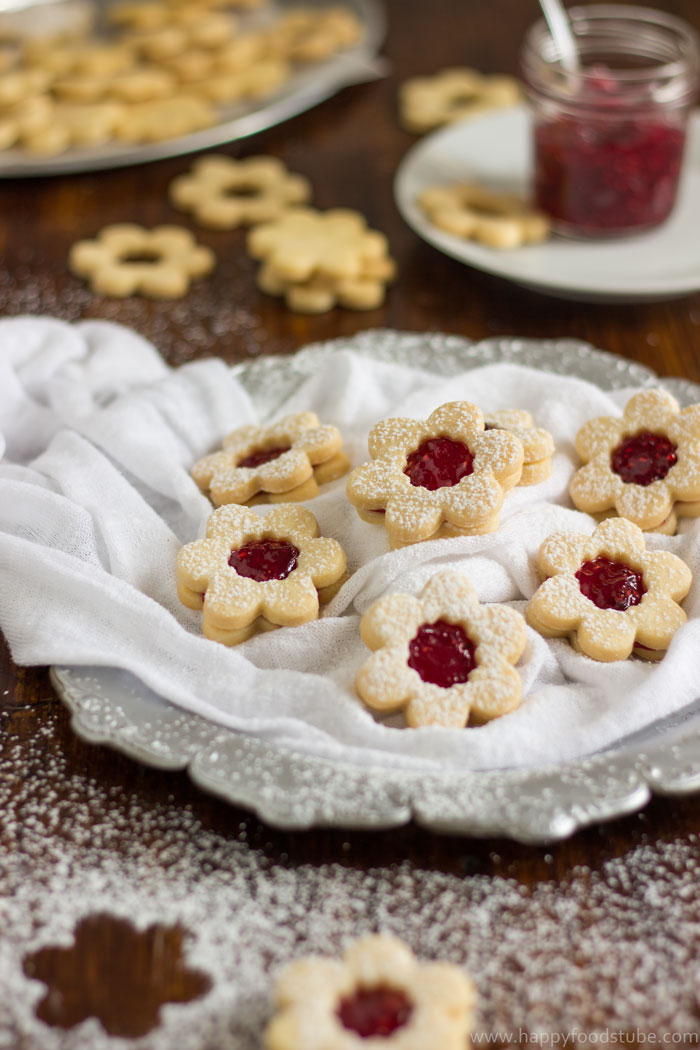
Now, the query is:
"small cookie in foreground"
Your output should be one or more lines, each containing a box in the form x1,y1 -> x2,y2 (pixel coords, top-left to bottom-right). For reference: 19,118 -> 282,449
69,223 -> 215,298
192,412 -> 350,506
346,400 -> 523,547
399,66 -> 522,134
485,409 -> 554,485
357,570 -> 527,728
177,504 -> 347,645
569,388 -> 700,534
526,517 -> 691,662
419,183 -> 550,249
169,154 -> 312,229
264,933 -> 476,1050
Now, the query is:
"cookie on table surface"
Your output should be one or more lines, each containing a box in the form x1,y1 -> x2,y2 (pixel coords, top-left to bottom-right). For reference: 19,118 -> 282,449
169,154 -> 311,229
526,516 -> 691,662
248,206 -> 395,313
69,223 -> 215,298
177,504 -> 348,645
569,388 -> 700,534
357,570 -> 527,728
346,400 -> 524,547
485,408 -> 554,485
264,933 -> 476,1050
418,182 -> 550,250
192,411 -> 350,507
399,66 -> 522,134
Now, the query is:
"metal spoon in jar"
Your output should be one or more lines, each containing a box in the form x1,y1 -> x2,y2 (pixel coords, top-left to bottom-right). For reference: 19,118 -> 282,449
538,0 -> 580,73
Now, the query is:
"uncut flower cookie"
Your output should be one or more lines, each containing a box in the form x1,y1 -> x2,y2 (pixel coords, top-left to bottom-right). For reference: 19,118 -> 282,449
169,154 -> 312,230
485,409 -> 555,485
177,504 -> 347,645
526,517 -> 691,662
247,206 -> 396,312
356,571 -> 527,728
569,389 -> 700,535
264,934 -> 476,1050
346,401 -> 524,547
192,412 -> 350,507
69,223 -> 215,298
399,66 -> 522,134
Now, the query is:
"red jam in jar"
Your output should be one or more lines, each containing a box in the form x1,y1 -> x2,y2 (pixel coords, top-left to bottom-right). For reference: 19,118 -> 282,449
611,430 -> 677,485
404,437 -> 474,491
407,619 -> 477,688
237,445 -> 290,469
337,986 -> 413,1038
228,539 -> 299,582
575,556 -> 646,610
521,6 -> 700,238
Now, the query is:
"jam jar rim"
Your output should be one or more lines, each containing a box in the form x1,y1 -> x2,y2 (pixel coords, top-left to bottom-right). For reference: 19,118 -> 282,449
521,3 -> 700,110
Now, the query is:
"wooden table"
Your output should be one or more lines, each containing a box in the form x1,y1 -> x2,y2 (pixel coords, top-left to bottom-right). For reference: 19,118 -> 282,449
3,0 -> 700,1044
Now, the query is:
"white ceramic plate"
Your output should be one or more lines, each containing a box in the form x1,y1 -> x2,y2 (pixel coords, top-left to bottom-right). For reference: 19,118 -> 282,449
51,330 -> 700,843
394,105 -> 700,302
0,0 -> 385,177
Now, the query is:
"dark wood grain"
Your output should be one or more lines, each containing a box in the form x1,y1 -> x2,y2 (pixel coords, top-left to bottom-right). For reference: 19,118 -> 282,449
2,0 -> 700,1044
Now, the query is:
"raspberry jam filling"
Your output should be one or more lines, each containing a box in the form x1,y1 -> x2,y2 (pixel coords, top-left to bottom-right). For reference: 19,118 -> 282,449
237,445 -> 290,469
575,556 -> 646,611
611,431 -> 678,486
337,986 -> 413,1038
404,436 -> 474,491
407,619 -> 477,688
534,115 -> 686,235
228,539 -> 299,582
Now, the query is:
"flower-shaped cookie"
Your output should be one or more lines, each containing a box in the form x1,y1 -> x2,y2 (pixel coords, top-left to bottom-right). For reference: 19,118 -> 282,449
569,389 -> 700,534
192,412 -> 349,506
177,504 -> 347,645
69,223 -> 215,298
346,401 -> 524,547
247,206 -> 390,283
418,183 -> 550,250
264,6 -> 363,63
257,254 -> 396,313
526,517 -> 691,662
264,934 -> 476,1050
399,67 -> 522,134
485,408 -> 555,485
169,154 -> 312,229
356,571 -> 527,727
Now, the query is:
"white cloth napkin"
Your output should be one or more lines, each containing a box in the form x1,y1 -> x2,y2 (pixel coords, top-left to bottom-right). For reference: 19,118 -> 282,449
2,318 -> 700,774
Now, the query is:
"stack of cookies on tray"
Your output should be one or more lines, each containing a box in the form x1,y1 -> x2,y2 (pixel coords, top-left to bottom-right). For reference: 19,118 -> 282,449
176,387 -> 697,730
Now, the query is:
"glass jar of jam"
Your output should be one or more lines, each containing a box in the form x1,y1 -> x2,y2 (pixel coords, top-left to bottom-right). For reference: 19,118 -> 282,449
520,5 -> 700,238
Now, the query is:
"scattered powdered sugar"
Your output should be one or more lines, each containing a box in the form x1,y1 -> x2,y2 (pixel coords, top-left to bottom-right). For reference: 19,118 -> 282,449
3,709 -> 700,1047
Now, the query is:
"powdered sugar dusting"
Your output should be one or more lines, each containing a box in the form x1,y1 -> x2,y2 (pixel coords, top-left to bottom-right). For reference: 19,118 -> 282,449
3,709 -> 700,1045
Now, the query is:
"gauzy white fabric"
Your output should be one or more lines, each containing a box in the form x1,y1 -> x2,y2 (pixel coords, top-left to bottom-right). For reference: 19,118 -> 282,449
1,320 -> 700,774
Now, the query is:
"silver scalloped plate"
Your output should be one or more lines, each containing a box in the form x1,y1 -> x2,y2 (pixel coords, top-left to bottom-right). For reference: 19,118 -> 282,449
52,330 -> 700,843
0,0 -> 385,178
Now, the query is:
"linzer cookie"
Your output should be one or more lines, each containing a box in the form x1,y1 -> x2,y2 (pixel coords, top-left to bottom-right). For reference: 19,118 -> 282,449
69,223 -> 215,298
346,401 -> 523,547
192,412 -> 350,507
177,504 -> 347,645
418,183 -> 550,249
569,389 -> 700,534
356,571 -> 527,728
169,154 -> 312,230
485,409 -> 554,485
526,517 -> 691,662
264,934 -> 476,1050
399,66 -> 522,134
